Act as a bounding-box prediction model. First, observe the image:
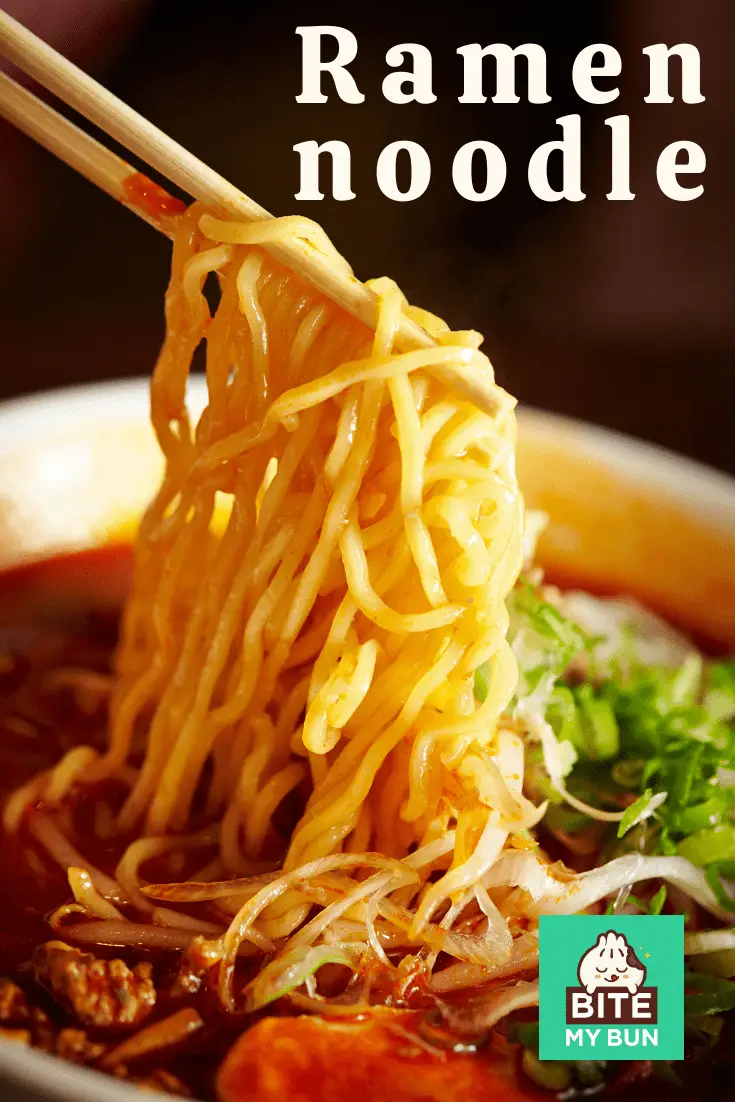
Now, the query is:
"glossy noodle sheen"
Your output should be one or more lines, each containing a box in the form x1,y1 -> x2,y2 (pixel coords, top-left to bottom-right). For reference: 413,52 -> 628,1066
5,205 -> 527,1011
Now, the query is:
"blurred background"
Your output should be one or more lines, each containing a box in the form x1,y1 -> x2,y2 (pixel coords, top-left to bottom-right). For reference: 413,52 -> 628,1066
1,0 -> 733,473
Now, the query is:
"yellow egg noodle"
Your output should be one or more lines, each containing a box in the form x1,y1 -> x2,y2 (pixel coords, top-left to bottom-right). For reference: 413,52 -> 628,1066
4,204 -> 555,1009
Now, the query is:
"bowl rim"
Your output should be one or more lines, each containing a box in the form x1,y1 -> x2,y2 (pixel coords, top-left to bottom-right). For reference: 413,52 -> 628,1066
516,406 -> 735,531
0,379 -> 733,1102
0,1043 -> 148,1102
1,377 -> 733,512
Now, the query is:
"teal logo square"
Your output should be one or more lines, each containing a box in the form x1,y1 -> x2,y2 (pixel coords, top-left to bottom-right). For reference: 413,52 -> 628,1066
539,915 -> 684,1060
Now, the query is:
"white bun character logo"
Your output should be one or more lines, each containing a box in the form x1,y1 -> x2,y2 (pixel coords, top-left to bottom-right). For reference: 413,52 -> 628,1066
577,931 -> 647,995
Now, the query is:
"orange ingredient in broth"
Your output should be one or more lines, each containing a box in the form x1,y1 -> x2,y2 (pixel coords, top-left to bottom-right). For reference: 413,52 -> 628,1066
218,1014 -> 546,1102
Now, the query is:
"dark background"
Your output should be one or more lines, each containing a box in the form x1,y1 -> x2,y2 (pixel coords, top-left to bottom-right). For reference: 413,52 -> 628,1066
1,0 -> 733,473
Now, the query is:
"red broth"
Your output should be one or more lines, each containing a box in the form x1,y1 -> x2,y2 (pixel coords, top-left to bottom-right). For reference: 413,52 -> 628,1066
0,547 -> 732,1101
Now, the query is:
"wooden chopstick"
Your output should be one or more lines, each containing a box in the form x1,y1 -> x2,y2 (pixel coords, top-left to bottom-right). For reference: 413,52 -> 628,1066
0,72 -> 179,237
0,11 -> 504,416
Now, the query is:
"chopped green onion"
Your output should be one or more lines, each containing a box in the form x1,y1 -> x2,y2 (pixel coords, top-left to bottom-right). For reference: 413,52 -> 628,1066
514,1022 -> 540,1048
547,686 -> 585,753
669,655 -> 704,708
678,824 -> 735,867
649,885 -> 667,915
611,759 -> 645,788
688,951 -> 735,980
244,944 -> 356,1011
617,789 -> 663,839
684,970 -> 735,1017
533,772 -> 565,806
604,888 -> 666,916
704,661 -> 735,722
576,685 -> 619,760
510,580 -> 735,867
521,1048 -> 571,1091
641,755 -> 663,788
514,584 -> 588,658
544,804 -> 590,834
686,1014 -> 725,1045
575,1062 -> 606,1086
704,860 -> 735,913
669,744 -> 704,809
671,792 -> 733,836
473,661 -> 490,703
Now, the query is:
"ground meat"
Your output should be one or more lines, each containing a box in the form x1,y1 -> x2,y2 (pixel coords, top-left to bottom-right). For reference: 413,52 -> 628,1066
0,979 -> 30,1023
54,1027 -> 108,1064
0,978 -> 56,1050
33,941 -> 156,1029
0,976 -> 103,1057
171,935 -> 222,997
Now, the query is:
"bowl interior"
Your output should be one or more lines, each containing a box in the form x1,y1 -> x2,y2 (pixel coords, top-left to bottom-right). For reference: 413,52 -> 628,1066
0,382 -> 733,1102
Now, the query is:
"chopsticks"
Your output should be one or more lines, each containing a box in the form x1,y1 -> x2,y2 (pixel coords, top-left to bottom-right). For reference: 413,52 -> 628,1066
0,10 -> 503,416
0,72 -> 181,237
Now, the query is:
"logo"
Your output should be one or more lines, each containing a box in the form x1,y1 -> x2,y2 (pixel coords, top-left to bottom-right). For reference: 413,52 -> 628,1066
539,915 -> 684,1060
568,931 -> 657,1025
